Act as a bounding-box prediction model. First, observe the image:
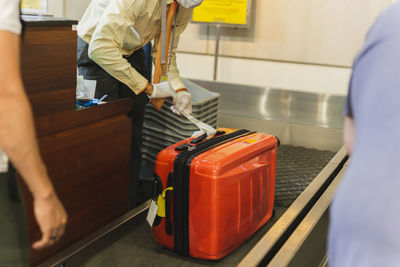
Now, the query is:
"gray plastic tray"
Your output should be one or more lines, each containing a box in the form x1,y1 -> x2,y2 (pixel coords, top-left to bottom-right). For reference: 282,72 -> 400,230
141,79 -> 220,166
145,78 -> 220,114
143,119 -> 218,139
142,148 -> 159,163
157,98 -> 219,113
143,112 -> 218,132
142,140 -> 166,153
142,132 -> 182,147
145,105 -> 219,124
142,129 -> 184,144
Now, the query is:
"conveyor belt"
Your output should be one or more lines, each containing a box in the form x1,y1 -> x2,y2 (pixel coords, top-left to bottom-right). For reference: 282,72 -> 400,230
69,146 -> 335,267
275,145 -> 335,207
38,83 -> 345,267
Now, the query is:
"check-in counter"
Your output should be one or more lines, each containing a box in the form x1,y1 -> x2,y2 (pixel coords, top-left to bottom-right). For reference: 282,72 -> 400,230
19,17 -> 132,266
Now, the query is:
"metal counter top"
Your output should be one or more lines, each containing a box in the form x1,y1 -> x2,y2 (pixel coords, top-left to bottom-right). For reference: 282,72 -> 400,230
22,15 -> 77,26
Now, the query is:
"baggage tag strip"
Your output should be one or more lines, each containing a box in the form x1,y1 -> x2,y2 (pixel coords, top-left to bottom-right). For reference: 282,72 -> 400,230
147,187 -> 173,227
146,200 -> 159,227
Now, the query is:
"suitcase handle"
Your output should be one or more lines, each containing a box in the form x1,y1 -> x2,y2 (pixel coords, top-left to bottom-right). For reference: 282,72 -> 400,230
190,133 -> 207,144
190,130 -> 226,145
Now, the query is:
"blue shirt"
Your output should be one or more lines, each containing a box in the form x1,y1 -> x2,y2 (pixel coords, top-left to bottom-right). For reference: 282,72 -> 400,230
329,3 -> 400,267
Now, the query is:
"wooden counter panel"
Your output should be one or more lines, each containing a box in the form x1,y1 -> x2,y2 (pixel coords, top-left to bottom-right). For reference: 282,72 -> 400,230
19,20 -> 134,266
19,113 -> 131,266
21,26 -> 77,95
28,88 -> 76,118
35,99 -> 132,137
21,64 -> 76,95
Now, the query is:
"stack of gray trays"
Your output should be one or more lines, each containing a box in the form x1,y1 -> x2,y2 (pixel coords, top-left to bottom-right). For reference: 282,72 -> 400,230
141,79 -> 220,167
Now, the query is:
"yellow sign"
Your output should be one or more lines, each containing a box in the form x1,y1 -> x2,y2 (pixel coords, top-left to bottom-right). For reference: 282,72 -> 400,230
21,0 -> 47,14
21,0 -> 40,9
192,0 -> 249,26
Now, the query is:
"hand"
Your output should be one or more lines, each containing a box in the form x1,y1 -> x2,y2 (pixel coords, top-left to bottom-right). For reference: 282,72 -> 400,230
151,81 -> 177,104
32,191 -> 67,250
171,90 -> 192,115
344,116 -> 355,156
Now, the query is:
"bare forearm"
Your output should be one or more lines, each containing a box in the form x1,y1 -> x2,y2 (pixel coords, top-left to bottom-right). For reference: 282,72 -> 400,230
0,28 -> 66,249
0,31 -> 55,199
0,83 -> 54,199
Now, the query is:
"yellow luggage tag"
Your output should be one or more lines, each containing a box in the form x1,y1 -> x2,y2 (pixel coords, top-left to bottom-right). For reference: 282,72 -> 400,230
156,187 -> 173,218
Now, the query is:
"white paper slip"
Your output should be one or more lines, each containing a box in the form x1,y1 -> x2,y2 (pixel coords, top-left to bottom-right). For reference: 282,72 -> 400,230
179,109 -> 216,136
76,77 -> 97,100
146,200 -> 159,227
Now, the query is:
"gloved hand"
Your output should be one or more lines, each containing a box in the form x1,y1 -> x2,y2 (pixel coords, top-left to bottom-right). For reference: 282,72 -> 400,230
151,81 -> 177,104
171,90 -> 192,115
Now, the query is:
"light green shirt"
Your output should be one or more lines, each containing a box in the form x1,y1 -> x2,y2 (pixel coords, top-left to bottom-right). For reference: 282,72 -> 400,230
77,0 -> 192,94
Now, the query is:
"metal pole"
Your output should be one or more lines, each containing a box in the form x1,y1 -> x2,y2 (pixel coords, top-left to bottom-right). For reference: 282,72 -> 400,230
213,24 -> 221,81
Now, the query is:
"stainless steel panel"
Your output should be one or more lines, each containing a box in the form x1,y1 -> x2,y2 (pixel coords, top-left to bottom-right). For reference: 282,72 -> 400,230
191,80 -> 345,152
190,80 -> 345,129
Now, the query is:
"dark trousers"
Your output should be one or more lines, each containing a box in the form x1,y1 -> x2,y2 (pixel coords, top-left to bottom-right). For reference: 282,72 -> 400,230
77,37 -> 149,208
0,166 -> 29,267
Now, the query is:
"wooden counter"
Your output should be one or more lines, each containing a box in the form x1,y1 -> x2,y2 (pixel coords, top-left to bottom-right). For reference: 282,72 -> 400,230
19,17 -> 133,266
21,16 -> 77,118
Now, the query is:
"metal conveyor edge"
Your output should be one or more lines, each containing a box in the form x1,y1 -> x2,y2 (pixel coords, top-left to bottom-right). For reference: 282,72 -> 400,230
238,147 -> 348,267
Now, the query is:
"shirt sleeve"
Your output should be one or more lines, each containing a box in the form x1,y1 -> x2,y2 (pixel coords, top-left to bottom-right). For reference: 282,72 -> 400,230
0,0 -> 22,35
344,73 -> 354,118
152,7 -> 193,90
347,21 -> 400,126
87,0 -> 148,95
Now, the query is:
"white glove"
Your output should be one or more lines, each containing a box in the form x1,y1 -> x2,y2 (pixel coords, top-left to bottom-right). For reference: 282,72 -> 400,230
171,90 -> 192,115
151,81 -> 177,104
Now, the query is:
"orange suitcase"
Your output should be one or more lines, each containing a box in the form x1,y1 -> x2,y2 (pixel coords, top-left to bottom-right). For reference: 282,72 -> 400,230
152,128 -> 278,260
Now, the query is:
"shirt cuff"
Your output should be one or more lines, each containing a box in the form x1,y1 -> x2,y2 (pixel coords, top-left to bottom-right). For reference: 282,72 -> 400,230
125,75 -> 149,95
176,88 -> 188,93
138,80 -> 149,95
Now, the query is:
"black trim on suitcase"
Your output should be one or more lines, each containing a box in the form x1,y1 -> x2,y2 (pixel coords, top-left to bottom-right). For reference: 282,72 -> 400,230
153,173 -> 163,227
173,129 -> 255,256
275,136 -> 281,147
153,173 -> 163,198
190,130 -> 226,144
190,132 -> 207,144
165,173 -> 173,235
